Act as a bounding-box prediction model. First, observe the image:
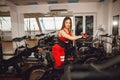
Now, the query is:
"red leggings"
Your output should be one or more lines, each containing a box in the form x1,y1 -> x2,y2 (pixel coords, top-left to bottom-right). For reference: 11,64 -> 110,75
52,44 -> 65,68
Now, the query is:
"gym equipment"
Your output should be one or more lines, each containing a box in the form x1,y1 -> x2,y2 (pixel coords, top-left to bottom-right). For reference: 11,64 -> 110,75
75,34 -> 106,64
35,32 -> 56,48
12,35 -> 30,56
0,44 -> 40,80
0,44 -> 37,72
0,35 -> 44,80
29,32 -> 119,80
62,55 -> 120,80
33,32 -> 120,80
0,32 -> 94,80
34,31 -> 56,64
28,31 -> 66,80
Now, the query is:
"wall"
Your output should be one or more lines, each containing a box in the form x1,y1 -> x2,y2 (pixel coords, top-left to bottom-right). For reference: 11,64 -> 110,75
112,0 -> 120,16
102,0 -> 113,53
0,6 -> 10,12
16,2 -> 104,33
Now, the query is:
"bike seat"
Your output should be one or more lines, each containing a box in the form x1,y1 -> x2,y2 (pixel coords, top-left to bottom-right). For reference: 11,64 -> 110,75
12,37 -> 23,42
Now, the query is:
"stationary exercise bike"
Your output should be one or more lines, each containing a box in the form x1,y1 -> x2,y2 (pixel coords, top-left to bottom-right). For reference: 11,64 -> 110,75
0,35 -> 40,80
75,33 -> 106,64
61,54 -> 120,80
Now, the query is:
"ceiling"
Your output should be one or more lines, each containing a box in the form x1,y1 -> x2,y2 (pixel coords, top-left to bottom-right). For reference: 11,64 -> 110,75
0,0 -> 105,17
1,0 -> 105,6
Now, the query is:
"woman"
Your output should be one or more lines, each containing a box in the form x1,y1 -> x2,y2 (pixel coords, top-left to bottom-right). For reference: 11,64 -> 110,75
52,17 -> 82,68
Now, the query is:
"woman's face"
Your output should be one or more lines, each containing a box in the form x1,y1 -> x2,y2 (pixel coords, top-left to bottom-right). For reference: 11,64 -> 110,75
65,19 -> 71,29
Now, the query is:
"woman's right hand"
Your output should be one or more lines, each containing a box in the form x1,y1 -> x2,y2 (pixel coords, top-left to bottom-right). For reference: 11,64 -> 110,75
82,33 -> 89,38
79,35 -> 83,38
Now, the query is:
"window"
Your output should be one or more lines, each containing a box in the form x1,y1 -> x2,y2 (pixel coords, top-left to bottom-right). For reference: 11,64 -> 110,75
75,16 -> 83,35
39,17 -> 73,30
74,14 -> 96,35
24,18 -> 39,31
24,17 -> 73,32
85,16 -> 93,35
0,17 -> 11,31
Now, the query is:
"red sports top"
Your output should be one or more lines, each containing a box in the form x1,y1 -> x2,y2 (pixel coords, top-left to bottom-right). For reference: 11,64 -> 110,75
58,29 -> 71,42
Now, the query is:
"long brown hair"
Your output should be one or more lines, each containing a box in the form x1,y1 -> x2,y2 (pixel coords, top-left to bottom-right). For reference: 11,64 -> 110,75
60,16 -> 72,32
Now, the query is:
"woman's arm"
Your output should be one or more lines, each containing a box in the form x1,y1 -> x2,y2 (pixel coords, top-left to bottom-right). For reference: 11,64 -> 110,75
71,31 -> 75,37
59,30 -> 82,41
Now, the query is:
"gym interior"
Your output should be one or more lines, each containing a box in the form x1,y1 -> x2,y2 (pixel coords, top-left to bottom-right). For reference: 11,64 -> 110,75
0,0 -> 120,80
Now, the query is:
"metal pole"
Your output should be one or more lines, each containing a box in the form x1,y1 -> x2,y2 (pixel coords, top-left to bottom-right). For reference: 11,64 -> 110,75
0,36 -> 3,61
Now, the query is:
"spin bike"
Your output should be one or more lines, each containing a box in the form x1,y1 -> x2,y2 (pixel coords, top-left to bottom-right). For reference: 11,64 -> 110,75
0,35 -> 39,80
26,32 -> 58,80
75,34 -> 106,64
62,54 -> 120,80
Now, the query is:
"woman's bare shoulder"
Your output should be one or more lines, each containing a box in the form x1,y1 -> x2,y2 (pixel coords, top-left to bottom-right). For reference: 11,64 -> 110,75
59,30 -> 63,33
58,30 -> 65,36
